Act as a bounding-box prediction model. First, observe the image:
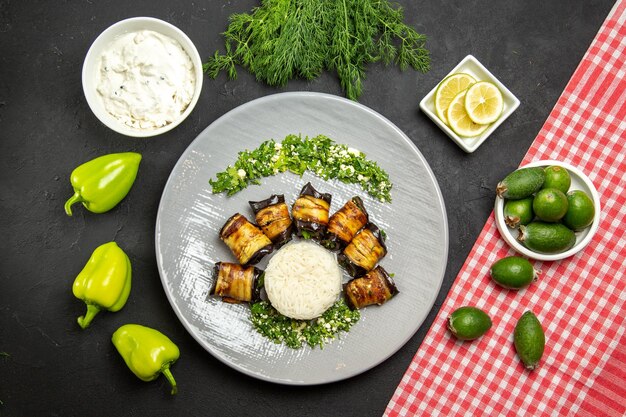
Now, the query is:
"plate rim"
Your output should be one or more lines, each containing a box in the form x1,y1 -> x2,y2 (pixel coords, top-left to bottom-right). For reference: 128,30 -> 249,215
154,91 -> 449,385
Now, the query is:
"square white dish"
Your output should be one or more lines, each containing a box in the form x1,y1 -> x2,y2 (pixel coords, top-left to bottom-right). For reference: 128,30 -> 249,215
419,55 -> 520,153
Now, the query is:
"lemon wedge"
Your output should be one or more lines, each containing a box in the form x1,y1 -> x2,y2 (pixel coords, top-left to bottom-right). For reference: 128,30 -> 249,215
434,73 -> 476,125
464,81 -> 504,125
447,90 -> 490,137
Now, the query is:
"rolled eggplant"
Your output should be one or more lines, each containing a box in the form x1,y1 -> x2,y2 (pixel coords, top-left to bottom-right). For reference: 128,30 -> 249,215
249,194 -> 293,248
338,223 -> 387,277
344,266 -> 398,310
209,262 -> 262,303
291,182 -> 332,240
219,213 -> 273,265
323,196 -> 368,251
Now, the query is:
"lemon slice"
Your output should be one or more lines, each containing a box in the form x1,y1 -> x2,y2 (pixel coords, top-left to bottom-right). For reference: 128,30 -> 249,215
447,91 -> 490,137
434,73 -> 476,125
464,81 -> 504,124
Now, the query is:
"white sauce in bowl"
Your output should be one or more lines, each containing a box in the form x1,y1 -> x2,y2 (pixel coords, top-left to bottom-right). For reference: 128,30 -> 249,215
96,30 -> 196,130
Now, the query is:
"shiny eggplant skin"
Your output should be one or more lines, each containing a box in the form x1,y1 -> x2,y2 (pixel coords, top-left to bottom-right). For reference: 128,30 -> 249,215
344,266 -> 398,309
291,182 -> 332,240
323,196 -> 368,251
209,262 -> 262,303
219,213 -> 273,265
249,194 -> 293,248
338,223 -> 387,277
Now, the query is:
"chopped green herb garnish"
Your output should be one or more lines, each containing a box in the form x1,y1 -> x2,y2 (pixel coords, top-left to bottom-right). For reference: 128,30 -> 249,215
209,134 -> 392,202
250,299 -> 360,349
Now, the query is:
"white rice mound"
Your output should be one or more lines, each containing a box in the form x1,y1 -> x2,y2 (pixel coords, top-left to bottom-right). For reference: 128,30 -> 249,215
264,241 -> 342,320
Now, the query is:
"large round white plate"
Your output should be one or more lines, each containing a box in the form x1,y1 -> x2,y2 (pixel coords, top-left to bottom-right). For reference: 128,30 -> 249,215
155,92 -> 448,385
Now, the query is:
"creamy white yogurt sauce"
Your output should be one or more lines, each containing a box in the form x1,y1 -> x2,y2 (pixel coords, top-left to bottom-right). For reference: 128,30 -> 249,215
96,30 -> 195,130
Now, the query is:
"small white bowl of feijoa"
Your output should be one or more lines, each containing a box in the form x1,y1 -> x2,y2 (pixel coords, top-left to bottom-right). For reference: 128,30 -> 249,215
494,160 -> 601,261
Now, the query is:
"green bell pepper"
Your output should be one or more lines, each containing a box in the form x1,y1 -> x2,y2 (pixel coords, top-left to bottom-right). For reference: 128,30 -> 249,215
64,152 -> 142,216
112,324 -> 180,395
73,242 -> 132,329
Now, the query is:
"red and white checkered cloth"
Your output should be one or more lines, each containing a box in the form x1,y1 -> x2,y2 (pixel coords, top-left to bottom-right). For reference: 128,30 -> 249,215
385,1 -> 626,416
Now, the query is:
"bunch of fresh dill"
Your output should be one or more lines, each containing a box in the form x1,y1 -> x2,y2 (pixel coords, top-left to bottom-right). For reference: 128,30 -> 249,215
203,0 -> 430,100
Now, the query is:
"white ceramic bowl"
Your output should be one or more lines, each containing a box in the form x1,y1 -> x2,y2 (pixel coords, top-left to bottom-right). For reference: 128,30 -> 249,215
420,55 -> 520,153
82,17 -> 203,137
494,160 -> 601,261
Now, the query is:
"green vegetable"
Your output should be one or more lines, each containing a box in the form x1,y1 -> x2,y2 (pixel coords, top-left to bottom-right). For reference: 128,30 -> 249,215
490,256 -> 538,289
250,299 -> 360,349
112,324 -> 180,395
209,134 -> 393,202
72,242 -> 132,329
496,167 -> 545,200
64,152 -> 142,216
447,306 -> 492,341
204,0 -> 430,101
514,311 -> 545,370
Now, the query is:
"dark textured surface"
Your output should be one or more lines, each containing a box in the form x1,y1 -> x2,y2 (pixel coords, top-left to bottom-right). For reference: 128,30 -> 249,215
0,1 -> 614,415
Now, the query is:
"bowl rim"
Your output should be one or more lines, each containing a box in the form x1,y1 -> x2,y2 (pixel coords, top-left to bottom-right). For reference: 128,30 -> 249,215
81,16 -> 203,138
494,159 -> 601,261
419,54 -> 520,153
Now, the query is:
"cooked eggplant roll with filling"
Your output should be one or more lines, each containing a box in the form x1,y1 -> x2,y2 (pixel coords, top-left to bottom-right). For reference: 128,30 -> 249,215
210,262 -> 262,303
249,194 -> 293,248
219,213 -> 273,265
338,223 -> 387,277
291,182 -> 332,240
323,196 -> 369,250
344,266 -> 398,309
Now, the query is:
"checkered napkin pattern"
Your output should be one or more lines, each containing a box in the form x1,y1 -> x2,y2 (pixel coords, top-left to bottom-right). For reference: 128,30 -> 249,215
385,2 -> 626,416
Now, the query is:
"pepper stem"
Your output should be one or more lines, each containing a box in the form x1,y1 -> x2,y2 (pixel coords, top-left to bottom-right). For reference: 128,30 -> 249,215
64,192 -> 83,216
162,366 -> 178,395
77,304 -> 100,329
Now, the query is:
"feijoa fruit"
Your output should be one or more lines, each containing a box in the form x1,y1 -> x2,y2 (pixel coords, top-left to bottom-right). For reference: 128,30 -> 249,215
533,188 -> 569,222
490,256 -> 539,289
543,165 -> 571,194
518,222 -> 576,254
447,306 -> 492,341
563,190 -> 595,231
503,197 -> 534,228
514,311 -> 545,370
496,167 -> 545,200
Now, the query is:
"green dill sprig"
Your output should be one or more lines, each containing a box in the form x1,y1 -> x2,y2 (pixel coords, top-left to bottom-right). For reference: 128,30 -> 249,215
204,0 -> 430,100
209,134 -> 393,202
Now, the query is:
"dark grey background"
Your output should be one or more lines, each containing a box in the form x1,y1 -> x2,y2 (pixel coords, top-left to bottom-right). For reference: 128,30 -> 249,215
0,1 -> 614,416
